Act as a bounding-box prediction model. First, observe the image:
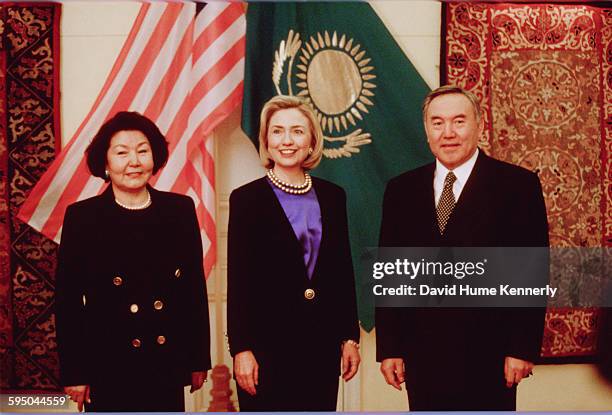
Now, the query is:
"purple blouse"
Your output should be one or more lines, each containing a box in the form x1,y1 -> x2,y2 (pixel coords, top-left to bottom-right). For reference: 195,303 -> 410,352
268,179 -> 322,279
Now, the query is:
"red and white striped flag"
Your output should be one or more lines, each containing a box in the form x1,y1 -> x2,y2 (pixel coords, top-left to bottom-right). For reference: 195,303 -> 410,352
17,2 -> 245,277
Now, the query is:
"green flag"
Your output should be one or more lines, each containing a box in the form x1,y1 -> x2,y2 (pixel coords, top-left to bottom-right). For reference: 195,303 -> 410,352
241,2 -> 432,330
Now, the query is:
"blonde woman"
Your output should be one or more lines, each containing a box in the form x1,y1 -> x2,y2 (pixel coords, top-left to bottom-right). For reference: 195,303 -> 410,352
227,95 -> 360,411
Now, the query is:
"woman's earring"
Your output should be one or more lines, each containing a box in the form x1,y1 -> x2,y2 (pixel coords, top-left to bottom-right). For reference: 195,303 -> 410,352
104,169 -> 110,179
308,148 -> 313,155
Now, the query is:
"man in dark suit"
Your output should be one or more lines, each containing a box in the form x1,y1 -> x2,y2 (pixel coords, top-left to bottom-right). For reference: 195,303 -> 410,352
376,85 -> 549,410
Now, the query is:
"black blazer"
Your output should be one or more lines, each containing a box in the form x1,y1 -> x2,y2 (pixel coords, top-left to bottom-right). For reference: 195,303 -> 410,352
227,177 -> 359,370
376,151 -> 549,363
55,186 -> 211,387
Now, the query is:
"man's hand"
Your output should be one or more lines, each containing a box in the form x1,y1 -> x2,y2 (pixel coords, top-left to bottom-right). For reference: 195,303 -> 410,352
504,356 -> 534,388
190,371 -> 207,393
380,358 -> 405,391
64,385 -> 90,412
234,350 -> 259,395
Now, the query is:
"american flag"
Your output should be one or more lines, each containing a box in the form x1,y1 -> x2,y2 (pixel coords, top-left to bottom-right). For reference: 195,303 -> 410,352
17,2 -> 246,277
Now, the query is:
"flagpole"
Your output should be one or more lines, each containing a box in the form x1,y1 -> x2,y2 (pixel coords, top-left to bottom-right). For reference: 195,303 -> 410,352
213,133 -> 225,367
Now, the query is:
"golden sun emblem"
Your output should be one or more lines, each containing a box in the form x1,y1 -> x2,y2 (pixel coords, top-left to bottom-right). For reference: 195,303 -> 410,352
273,30 -> 376,159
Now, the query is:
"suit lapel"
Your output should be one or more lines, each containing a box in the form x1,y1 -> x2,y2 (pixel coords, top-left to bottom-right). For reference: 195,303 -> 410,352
415,163 -> 441,245
423,164 -> 439,240
309,178 -> 328,282
443,151 -> 490,242
260,178 -> 309,277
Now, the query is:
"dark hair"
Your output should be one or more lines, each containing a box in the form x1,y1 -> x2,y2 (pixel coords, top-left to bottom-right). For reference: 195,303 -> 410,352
85,111 -> 169,181
422,85 -> 482,122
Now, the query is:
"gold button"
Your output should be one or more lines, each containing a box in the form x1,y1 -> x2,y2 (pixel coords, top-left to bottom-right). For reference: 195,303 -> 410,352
174,268 -> 181,278
113,276 -> 123,286
154,300 -> 163,310
130,304 -> 139,313
157,335 -> 166,345
304,288 -> 315,300
132,338 -> 141,348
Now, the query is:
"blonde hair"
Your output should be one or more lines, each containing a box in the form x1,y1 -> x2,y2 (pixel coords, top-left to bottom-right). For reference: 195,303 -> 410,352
258,95 -> 324,170
422,85 -> 482,122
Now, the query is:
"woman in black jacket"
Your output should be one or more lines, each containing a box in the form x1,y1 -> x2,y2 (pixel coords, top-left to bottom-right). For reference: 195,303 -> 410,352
55,111 -> 211,412
227,95 -> 360,411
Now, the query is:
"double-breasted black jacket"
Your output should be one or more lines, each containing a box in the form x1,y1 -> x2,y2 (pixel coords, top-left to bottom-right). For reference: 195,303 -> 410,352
227,177 -> 359,372
55,186 -> 211,388
375,151 -> 549,409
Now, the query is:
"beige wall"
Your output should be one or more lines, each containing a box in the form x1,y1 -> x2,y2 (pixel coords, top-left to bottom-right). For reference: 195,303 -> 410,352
60,1 -> 612,411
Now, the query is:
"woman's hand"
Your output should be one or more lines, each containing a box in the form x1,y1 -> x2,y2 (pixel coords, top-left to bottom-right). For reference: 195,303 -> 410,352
341,341 -> 361,381
234,350 -> 259,395
190,371 -> 207,393
64,385 -> 90,412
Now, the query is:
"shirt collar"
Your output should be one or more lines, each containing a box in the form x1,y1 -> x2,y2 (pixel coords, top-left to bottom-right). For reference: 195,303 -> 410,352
435,148 -> 479,186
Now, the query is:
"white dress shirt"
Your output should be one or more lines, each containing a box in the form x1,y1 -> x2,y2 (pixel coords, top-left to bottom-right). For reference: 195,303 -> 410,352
434,148 -> 479,205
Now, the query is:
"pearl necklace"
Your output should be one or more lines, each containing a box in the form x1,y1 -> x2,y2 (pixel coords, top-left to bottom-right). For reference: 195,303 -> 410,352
266,169 -> 312,195
115,190 -> 152,210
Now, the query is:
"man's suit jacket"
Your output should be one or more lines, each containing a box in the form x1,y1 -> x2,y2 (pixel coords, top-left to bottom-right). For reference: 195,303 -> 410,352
55,186 -> 211,389
227,176 -> 359,371
376,151 -> 549,380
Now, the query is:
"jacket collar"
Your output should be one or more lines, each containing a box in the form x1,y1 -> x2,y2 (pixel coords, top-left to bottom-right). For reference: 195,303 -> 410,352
99,183 -> 163,220
258,175 -> 328,282
441,150 -> 491,240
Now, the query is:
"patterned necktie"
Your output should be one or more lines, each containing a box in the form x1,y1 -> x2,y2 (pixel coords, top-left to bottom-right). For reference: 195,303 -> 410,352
437,171 -> 457,234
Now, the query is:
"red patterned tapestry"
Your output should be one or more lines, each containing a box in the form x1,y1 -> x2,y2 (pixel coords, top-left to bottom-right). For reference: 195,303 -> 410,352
0,3 -> 61,390
443,3 -> 610,359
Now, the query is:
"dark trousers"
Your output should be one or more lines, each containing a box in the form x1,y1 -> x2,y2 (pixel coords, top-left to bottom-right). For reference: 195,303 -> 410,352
86,381 -> 185,412
404,350 -> 516,411
236,363 -> 339,411
405,375 -> 516,411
